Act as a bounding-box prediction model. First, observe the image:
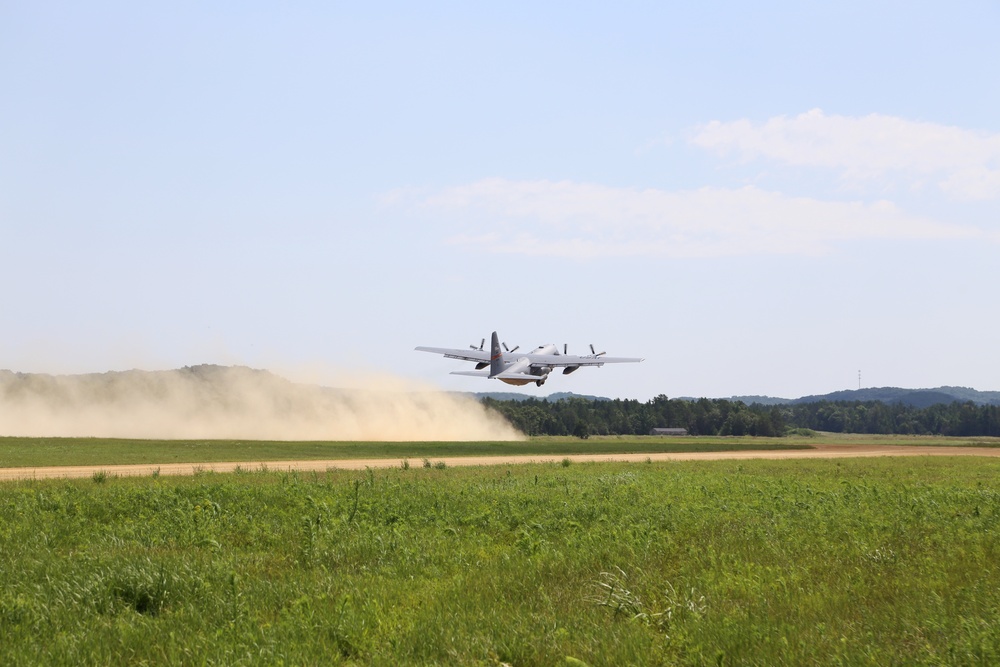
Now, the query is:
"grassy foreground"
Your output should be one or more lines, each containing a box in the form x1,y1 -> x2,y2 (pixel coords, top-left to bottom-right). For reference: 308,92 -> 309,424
0,435 -> 815,468
2,457 -> 1000,665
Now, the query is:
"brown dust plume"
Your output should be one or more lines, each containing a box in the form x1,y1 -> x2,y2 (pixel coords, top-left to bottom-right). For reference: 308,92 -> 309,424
0,365 -> 523,441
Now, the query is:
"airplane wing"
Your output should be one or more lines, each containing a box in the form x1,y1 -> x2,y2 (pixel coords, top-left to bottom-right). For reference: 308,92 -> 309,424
526,354 -> 644,367
414,346 -> 491,364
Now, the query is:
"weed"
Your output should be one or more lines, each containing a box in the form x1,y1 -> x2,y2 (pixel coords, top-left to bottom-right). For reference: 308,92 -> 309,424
346,479 -> 361,523
589,569 -> 706,636
589,566 -> 645,620
106,562 -> 172,616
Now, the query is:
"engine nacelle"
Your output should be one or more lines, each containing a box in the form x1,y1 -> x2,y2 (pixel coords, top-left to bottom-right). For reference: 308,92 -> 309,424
531,366 -> 553,379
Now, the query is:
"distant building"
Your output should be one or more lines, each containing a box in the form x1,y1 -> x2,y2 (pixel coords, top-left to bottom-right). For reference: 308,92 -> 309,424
650,427 -> 688,436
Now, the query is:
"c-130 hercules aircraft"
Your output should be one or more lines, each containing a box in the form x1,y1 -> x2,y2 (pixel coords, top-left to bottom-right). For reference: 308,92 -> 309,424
416,331 -> 643,387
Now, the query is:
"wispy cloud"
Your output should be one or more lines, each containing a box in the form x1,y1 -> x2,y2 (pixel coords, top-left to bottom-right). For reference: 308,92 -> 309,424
396,178 -> 980,259
690,109 -> 1000,200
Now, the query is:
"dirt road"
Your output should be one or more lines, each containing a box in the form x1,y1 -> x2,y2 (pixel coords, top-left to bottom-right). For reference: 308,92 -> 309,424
2,444 -> 999,481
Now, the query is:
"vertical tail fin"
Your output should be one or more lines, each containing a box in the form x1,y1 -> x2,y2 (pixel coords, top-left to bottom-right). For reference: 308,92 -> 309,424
490,331 -> 504,378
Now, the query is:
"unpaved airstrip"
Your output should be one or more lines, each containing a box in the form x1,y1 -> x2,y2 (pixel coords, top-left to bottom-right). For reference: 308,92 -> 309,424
2,444 -> 999,481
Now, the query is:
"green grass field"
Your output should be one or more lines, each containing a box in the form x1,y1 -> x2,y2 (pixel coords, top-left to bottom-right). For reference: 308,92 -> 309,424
0,435 -> 818,468
2,455 -> 1000,665
3,433 -> 998,470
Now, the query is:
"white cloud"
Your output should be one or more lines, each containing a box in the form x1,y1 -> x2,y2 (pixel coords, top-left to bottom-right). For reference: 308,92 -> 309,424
690,109 -> 1000,200
398,178 -> 981,259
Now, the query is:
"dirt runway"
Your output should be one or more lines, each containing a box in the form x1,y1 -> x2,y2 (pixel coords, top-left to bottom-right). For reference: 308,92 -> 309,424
2,444 -> 999,481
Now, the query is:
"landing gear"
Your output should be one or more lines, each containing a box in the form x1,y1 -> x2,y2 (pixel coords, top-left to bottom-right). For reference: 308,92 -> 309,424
536,379 -> 546,387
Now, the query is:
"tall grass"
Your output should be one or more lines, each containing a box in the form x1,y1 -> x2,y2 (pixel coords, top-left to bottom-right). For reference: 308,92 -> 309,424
1,457 -> 999,664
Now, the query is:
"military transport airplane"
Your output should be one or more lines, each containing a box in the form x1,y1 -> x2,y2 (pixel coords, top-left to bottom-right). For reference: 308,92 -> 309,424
416,331 -> 643,387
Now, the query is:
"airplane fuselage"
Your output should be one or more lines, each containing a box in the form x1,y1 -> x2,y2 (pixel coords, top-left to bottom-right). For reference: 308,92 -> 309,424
495,344 -> 559,385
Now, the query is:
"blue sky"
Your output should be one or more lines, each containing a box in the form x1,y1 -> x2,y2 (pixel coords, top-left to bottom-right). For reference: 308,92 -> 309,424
2,2 -> 998,401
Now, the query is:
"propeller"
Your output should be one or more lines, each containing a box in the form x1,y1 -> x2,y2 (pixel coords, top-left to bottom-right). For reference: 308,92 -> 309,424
563,344 -> 567,355
589,344 -> 606,357
502,342 -> 520,353
470,338 -> 484,351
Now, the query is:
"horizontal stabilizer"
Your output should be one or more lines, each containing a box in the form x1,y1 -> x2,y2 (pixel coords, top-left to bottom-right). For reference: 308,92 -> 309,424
451,370 -> 490,377
415,346 -> 491,364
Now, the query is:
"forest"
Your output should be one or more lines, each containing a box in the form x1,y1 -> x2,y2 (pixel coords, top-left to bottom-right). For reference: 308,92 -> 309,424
480,395 -> 1000,438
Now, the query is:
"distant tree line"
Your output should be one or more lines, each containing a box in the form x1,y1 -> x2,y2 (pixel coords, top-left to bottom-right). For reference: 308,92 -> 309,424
480,395 -> 1000,438
786,400 -> 1000,437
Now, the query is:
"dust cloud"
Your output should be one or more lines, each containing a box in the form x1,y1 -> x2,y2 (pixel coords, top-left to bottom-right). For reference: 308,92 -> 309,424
0,365 -> 523,441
